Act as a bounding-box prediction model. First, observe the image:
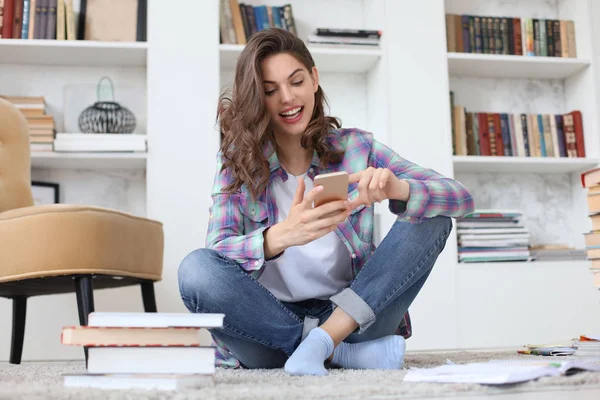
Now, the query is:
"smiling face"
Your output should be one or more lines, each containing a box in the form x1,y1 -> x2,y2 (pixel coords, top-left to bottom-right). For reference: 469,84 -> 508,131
260,52 -> 319,140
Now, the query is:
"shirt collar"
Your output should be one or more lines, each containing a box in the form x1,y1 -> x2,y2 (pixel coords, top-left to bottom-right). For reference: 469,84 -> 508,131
263,139 -> 321,181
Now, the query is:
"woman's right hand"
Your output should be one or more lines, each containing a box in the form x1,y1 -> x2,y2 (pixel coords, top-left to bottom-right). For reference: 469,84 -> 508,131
264,176 -> 350,257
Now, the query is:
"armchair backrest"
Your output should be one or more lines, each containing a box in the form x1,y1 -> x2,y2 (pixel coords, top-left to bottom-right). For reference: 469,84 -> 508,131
0,98 -> 34,212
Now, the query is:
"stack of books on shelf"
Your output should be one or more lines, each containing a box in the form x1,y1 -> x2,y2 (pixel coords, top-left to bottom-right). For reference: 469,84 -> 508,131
0,0 -> 77,40
457,209 -> 531,263
0,95 -> 56,152
450,92 -> 585,158
445,14 -> 576,57
307,28 -> 381,47
581,168 -> 600,289
61,311 -> 224,391
220,0 -> 296,45
54,133 -> 147,153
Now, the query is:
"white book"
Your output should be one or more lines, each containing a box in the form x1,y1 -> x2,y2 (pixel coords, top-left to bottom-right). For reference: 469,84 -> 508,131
459,251 -> 530,259
87,346 -> 215,375
459,233 -> 530,240
64,373 -> 213,391
53,141 -> 147,152
457,228 -> 529,234
55,133 -> 147,141
459,240 -> 530,247
87,311 -> 225,328
457,222 -> 524,228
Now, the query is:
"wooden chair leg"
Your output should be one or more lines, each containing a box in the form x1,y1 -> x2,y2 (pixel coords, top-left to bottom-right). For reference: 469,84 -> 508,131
141,281 -> 157,312
74,276 -> 95,363
10,296 -> 27,365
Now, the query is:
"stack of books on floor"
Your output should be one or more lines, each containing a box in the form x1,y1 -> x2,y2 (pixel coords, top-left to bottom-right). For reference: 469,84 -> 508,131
581,168 -> 600,289
61,312 -> 224,390
307,28 -> 381,47
574,335 -> 600,357
54,133 -> 147,152
0,95 -> 55,152
457,209 -> 531,263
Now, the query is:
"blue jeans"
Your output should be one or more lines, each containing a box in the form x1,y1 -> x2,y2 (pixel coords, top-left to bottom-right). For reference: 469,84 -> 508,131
178,216 -> 452,369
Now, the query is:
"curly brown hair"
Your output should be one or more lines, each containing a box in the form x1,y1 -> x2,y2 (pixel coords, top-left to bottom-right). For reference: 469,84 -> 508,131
217,28 -> 343,200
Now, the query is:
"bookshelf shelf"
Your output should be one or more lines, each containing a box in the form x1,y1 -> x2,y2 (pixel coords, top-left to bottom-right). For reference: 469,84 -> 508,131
31,152 -> 147,170
0,39 -> 147,67
447,53 -> 591,79
220,44 -> 383,73
453,156 -> 599,174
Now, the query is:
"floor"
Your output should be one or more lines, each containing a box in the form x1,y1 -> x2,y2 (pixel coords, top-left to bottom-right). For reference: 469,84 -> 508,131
2,350 -> 600,399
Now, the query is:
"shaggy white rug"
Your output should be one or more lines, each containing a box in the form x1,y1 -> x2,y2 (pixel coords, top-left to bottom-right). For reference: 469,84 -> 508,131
2,351 -> 600,399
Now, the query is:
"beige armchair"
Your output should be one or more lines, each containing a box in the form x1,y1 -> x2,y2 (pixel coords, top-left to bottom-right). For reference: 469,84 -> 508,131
0,98 -> 164,364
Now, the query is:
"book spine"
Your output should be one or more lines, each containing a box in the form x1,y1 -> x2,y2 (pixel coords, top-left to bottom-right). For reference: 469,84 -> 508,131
21,0 -> 30,38
501,17 -> 510,54
136,0 -> 146,41
474,16 -> 482,53
562,113 -> 577,157
12,0 -> 23,38
553,20 -> 561,57
546,19 -> 554,56
2,0 -> 14,38
533,19 -> 540,55
462,15 -> 470,53
506,17 -> 514,55
555,115 -> 566,157
521,114 -> 530,156
500,113 -> 512,156
45,0 -> 55,40
513,18 -> 522,55
468,16 -> 475,53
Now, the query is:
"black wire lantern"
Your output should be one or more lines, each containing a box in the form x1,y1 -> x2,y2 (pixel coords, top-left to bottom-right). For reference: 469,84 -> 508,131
78,76 -> 136,134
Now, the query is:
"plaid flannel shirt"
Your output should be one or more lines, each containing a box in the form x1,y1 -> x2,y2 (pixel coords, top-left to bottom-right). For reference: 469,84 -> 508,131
205,128 -> 474,367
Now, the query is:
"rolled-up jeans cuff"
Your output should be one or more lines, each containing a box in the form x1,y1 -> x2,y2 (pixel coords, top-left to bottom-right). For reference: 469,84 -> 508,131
330,288 -> 376,334
301,316 -> 320,341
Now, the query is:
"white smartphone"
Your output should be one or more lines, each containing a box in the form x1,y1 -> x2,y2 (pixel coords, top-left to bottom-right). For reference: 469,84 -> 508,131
313,171 -> 349,208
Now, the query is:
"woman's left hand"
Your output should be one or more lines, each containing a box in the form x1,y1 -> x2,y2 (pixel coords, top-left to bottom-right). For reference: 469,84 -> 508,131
347,167 -> 409,211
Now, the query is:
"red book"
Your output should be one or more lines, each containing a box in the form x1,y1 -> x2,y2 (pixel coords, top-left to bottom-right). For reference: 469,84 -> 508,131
568,110 -> 585,157
1,0 -> 15,38
493,113 -> 504,156
2,0 -> 14,39
478,113 -> 490,155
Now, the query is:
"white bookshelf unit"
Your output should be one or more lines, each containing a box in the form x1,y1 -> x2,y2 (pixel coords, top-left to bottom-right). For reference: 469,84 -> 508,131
446,0 -> 600,349
0,2 -> 150,362
4,0 -> 600,362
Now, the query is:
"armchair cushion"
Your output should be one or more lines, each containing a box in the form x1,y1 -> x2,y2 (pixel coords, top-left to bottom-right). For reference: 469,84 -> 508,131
0,204 -> 163,283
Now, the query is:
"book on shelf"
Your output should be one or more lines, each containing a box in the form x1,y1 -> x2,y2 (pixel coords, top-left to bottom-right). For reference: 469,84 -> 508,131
0,94 -> 56,150
220,0 -> 297,45
53,133 -> 147,152
0,0 -> 77,40
445,14 -> 576,57
306,28 -> 381,47
61,311 -> 224,390
450,93 -> 585,158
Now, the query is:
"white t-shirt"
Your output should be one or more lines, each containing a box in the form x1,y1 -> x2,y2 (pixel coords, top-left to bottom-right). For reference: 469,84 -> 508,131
257,171 -> 353,302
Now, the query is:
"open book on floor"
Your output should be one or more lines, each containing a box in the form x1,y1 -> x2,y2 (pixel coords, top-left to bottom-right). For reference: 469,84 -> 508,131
403,359 -> 600,385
